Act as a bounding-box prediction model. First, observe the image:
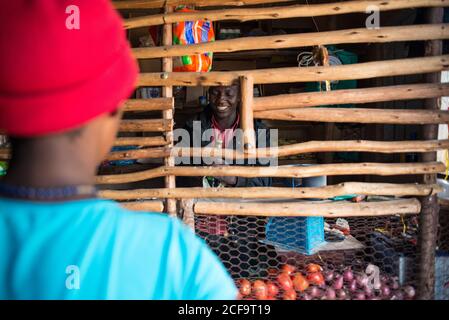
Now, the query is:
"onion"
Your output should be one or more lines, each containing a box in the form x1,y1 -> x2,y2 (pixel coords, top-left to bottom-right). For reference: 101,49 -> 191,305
380,284 -> 391,298
391,277 -> 400,290
302,293 -> 312,300
353,292 -> 366,300
324,288 -> 336,300
403,285 -> 416,300
364,285 -> 374,298
343,268 -> 354,282
348,279 -> 358,293
309,286 -> 322,299
390,290 -> 404,300
332,276 -> 344,290
356,273 -> 369,288
324,270 -> 335,283
336,289 -> 347,300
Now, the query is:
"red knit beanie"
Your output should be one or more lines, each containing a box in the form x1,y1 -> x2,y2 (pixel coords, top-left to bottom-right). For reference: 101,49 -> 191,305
0,0 -> 138,137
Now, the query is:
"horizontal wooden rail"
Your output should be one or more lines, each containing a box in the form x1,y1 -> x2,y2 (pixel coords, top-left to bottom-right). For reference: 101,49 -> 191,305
254,108 -> 449,124
96,161 -> 445,184
106,147 -> 170,161
124,0 -> 449,28
194,198 -> 421,217
123,98 -> 173,112
114,136 -> 168,147
119,119 -> 172,132
113,0 -> 293,10
5,139 -> 448,161
173,139 -> 449,159
253,83 -> 449,111
133,24 -> 449,59
138,55 -> 449,86
120,200 -> 165,212
99,183 -> 441,200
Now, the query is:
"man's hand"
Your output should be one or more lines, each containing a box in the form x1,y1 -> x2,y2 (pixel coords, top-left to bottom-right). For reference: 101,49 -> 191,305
210,157 -> 237,186
214,175 -> 237,186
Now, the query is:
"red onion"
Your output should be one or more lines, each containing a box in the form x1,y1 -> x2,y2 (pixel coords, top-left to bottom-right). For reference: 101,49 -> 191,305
390,277 -> 399,290
380,275 -> 389,284
324,270 -> 335,283
403,285 -> 416,300
380,284 -> 391,298
332,276 -> 344,290
302,293 -> 312,300
356,273 -> 369,288
324,288 -> 336,300
390,290 -> 404,300
336,289 -> 347,300
364,285 -> 374,298
348,279 -> 358,293
309,286 -> 322,299
353,292 -> 366,300
343,268 -> 354,282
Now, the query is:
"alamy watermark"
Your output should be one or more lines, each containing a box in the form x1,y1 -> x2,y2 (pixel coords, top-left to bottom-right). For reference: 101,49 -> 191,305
366,5 -> 381,30
65,265 -> 80,290
65,5 -> 80,30
173,122 -> 279,167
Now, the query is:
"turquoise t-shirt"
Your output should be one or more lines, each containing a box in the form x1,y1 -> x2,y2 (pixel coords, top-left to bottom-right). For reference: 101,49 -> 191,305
0,198 -> 237,300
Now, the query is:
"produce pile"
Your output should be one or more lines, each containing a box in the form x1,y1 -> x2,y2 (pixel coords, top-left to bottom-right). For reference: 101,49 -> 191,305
237,263 -> 416,300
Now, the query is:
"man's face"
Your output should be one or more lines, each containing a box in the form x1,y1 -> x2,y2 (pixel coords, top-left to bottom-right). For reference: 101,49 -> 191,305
209,85 -> 240,120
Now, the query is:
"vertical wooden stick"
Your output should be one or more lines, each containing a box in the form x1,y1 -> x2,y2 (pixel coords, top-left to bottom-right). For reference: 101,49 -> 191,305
240,75 -> 256,152
162,5 -> 177,217
418,7 -> 444,300
181,198 -> 196,230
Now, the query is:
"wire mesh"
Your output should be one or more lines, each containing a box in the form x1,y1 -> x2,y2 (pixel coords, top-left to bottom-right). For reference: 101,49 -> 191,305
194,213 -> 424,300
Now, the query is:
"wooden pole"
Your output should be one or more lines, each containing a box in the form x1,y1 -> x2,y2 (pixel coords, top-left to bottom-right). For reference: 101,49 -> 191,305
193,198 -> 421,217
162,5 -> 177,217
137,55 -> 449,86
123,98 -> 173,112
123,0 -> 449,28
418,7 -> 444,301
119,119 -> 171,132
99,183 -> 442,200
181,198 -> 196,230
255,108 -> 449,124
96,162 -> 445,184
4,139 -> 449,161
114,136 -> 168,147
114,0 -> 294,10
120,200 -> 165,212
253,83 -> 449,111
132,24 -> 449,59
106,147 -> 170,161
171,139 -> 449,159
240,75 -> 256,151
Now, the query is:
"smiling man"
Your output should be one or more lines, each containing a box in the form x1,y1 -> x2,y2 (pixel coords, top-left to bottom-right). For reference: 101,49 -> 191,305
182,83 -> 272,278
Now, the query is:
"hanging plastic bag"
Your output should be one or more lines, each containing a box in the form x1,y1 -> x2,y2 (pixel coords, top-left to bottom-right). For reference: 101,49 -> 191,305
173,7 -> 215,72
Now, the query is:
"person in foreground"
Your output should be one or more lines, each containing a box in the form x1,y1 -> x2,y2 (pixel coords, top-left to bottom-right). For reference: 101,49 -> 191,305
0,0 -> 237,300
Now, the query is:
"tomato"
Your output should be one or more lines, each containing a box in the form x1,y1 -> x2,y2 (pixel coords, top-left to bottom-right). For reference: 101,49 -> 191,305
253,280 -> 268,300
267,268 -> 278,278
306,263 -> 323,273
292,273 -> 310,292
277,272 -> 293,291
307,272 -> 325,286
281,264 -> 296,276
238,279 -> 251,297
266,281 -> 279,298
283,289 -> 297,300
